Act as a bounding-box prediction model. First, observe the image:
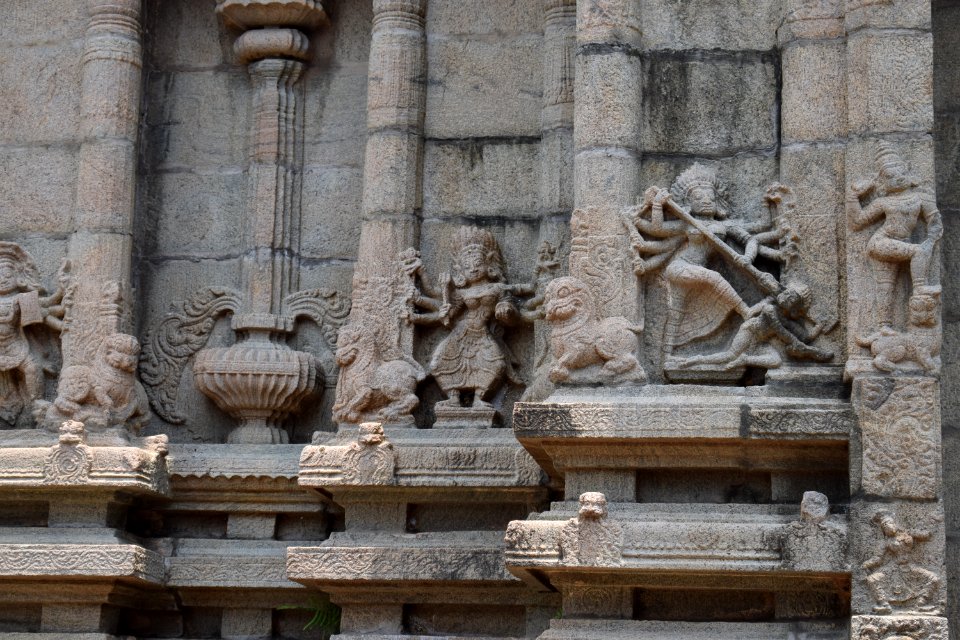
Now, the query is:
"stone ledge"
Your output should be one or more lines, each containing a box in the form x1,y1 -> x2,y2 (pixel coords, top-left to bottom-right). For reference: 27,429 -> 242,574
287,531 -> 515,585
505,503 -> 848,583
537,619 -> 847,640
300,427 -> 544,490
0,544 -> 165,584
0,442 -> 170,498
166,539 -> 298,589
166,444 -> 303,480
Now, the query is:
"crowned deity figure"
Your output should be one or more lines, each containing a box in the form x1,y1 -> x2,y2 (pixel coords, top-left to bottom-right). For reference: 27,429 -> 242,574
0,243 -> 66,425
624,164 -> 830,377
408,227 -> 536,419
848,142 -> 942,332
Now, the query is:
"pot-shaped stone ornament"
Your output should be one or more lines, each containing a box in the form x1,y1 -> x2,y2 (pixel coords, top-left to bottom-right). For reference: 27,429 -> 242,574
216,0 -> 328,31
193,314 -> 318,444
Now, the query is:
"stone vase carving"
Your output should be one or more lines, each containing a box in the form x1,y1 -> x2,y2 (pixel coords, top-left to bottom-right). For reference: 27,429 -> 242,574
194,315 -> 317,444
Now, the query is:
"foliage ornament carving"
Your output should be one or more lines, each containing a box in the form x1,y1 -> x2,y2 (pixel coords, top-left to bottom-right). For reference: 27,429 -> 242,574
848,142 -> 943,374
558,492 -> 622,567
43,420 -> 93,484
862,509 -> 942,615
140,285 -> 348,443
853,615 -> 948,640
625,166 -> 833,381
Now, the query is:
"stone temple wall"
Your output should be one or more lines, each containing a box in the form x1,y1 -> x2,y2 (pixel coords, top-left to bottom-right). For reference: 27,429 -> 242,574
0,0 -> 954,638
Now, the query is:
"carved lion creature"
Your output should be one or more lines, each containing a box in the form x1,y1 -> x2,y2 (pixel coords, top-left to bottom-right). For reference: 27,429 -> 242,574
543,277 -> 645,384
857,290 -> 941,374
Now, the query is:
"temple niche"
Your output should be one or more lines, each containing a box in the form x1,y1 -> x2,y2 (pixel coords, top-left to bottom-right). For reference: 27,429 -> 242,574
0,0 -> 956,638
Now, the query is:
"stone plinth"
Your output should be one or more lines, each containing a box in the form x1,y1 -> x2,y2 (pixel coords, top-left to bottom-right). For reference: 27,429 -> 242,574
514,384 -> 853,491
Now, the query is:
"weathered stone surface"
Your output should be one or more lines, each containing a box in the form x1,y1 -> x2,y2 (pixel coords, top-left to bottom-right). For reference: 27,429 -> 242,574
0,0 -> 954,634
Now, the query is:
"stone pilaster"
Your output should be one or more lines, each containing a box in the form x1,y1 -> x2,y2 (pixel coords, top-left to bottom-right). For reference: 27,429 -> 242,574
844,2 -> 947,632
778,0 -> 847,361
63,0 -> 143,366
356,0 -> 428,279
571,0 -> 642,324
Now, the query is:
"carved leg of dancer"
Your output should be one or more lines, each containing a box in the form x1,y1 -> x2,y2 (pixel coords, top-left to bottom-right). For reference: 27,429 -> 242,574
866,572 -> 892,614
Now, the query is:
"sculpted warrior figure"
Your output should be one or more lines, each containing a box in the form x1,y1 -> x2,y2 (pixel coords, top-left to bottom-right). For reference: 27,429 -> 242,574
0,243 -> 66,424
625,165 -> 780,361
863,510 -> 941,615
408,227 -> 532,411
848,142 -> 942,331
625,165 -> 829,375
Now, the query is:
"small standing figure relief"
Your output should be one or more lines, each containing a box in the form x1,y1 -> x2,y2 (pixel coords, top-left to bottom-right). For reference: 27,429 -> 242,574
407,227 -> 535,422
862,510 -> 941,615
0,243 -> 67,426
559,492 -> 623,567
332,249 -> 426,426
625,164 -> 830,377
848,142 -> 943,335
543,276 -> 644,384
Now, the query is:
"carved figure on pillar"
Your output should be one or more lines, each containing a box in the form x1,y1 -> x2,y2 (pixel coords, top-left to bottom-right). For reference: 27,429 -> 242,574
408,227 -> 539,427
332,249 -> 426,427
862,510 -> 941,615
542,276 -> 644,384
0,243 -> 67,427
848,142 -> 942,336
625,165 -> 832,380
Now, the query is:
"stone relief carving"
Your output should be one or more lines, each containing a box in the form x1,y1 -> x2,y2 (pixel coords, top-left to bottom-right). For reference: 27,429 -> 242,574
625,165 -> 833,380
558,492 -> 623,567
341,422 -> 397,485
857,288 -> 941,374
848,142 -> 942,372
858,377 -> 939,499
141,286 -> 348,442
781,491 -> 847,572
35,333 -> 150,434
140,287 -> 243,424
0,243 -> 68,428
333,249 -> 426,427
43,420 -> 93,484
407,227 -> 542,427
862,509 -> 941,615
853,615 -> 948,640
543,276 -> 644,384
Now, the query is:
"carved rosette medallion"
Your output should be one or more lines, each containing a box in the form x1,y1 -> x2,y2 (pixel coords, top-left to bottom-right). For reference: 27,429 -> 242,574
43,421 -> 93,484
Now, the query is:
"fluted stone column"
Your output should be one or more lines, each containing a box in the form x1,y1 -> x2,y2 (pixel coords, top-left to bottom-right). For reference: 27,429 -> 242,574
570,0 -> 642,324
356,0 -> 427,280
843,1 -> 948,636
63,0 -> 144,366
541,0 -> 576,227
778,0 -> 847,364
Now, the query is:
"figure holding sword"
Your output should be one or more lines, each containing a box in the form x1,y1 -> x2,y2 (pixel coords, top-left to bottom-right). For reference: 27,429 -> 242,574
624,163 -> 831,370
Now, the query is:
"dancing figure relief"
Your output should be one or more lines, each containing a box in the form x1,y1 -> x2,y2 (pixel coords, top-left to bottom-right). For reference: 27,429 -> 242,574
862,510 -> 941,615
849,142 -> 943,373
407,227 -> 537,419
625,164 -> 831,378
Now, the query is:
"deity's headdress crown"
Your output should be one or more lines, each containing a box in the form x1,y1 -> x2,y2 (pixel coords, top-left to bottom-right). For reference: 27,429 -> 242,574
875,141 -> 907,173
671,163 -> 729,213
452,226 -> 505,284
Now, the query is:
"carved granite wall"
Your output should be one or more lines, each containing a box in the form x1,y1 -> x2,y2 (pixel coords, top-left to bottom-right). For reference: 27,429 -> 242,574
0,0 -> 954,638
